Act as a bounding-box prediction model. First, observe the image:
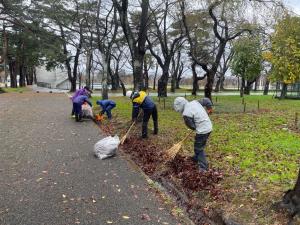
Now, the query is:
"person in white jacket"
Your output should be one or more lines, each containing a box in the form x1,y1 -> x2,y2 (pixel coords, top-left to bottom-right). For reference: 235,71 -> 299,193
174,97 -> 212,171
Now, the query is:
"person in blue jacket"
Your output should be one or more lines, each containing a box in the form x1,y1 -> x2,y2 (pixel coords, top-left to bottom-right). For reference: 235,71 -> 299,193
96,99 -> 116,119
126,90 -> 158,138
73,94 -> 92,122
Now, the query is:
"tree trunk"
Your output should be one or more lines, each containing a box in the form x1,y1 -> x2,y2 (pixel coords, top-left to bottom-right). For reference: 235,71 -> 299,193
143,60 -> 149,90
254,76 -> 260,91
3,26 -> 8,86
244,81 -> 252,95
215,73 -> 225,92
85,49 -> 92,89
19,65 -> 26,87
157,69 -> 168,97
240,77 -> 245,97
192,62 -> 199,96
33,68 -> 37,84
176,63 -> 184,89
26,67 -> 34,85
78,72 -> 82,89
171,72 -> 176,93
220,75 -> 225,91
102,52 -> 109,100
153,64 -> 158,90
280,83 -> 287,99
132,55 -> 145,90
9,60 -> 18,88
204,72 -> 214,99
263,79 -> 270,95
280,169 -> 300,220
119,77 -> 126,96
214,76 -> 221,92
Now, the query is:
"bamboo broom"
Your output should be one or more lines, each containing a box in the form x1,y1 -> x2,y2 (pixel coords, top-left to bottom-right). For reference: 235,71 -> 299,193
153,130 -> 193,177
120,121 -> 136,145
164,130 -> 194,161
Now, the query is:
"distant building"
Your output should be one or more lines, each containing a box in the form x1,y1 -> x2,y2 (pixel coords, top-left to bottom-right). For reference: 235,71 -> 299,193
35,66 -> 71,90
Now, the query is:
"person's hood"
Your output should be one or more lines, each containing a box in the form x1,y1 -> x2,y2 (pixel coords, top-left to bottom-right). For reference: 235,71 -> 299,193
174,97 -> 188,113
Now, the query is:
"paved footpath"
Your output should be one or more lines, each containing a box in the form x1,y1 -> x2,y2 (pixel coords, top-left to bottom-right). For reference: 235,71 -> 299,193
0,92 -> 180,225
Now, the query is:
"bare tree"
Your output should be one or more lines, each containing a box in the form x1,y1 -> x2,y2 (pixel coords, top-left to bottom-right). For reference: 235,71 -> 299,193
113,0 -> 149,90
181,0 -> 252,99
147,0 -> 185,97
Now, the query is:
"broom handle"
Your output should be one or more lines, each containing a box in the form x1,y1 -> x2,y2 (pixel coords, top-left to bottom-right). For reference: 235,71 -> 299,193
125,121 -> 136,137
181,130 -> 194,143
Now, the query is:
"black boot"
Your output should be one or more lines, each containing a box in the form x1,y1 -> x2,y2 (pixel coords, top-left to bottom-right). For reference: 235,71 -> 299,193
153,121 -> 158,135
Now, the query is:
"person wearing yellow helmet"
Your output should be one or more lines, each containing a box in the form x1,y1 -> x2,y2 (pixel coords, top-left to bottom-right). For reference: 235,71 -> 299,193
126,90 -> 158,138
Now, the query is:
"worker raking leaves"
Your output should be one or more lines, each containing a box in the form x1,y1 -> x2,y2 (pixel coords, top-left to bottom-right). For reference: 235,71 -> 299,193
126,90 -> 158,138
173,97 -> 213,172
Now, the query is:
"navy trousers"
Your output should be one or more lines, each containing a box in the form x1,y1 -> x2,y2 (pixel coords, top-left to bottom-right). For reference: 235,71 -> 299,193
193,132 -> 211,170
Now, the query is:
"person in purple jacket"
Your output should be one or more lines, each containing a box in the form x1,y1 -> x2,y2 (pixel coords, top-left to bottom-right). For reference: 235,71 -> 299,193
73,94 -> 93,122
71,86 -> 92,116
96,99 -> 116,119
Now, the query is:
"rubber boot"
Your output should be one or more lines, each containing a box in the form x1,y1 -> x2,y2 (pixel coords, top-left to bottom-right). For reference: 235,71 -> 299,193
153,121 -> 158,135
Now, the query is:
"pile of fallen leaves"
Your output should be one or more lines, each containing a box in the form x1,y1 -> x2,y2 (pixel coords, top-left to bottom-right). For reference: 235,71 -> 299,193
122,137 -> 164,175
167,155 -> 224,200
122,137 -> 224,200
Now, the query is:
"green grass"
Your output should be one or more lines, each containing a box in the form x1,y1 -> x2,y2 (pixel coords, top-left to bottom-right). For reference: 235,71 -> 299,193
92,94 -> 300,224
1,87 -> 30,93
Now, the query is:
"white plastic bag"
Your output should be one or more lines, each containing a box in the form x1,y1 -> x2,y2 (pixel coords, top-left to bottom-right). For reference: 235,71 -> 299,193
82,103 -> 93,118
94,135 -> 120,159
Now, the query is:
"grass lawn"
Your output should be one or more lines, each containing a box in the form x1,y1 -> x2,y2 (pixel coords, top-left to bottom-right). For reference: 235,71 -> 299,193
92,94 -> 300,224
1,87 -> 31,93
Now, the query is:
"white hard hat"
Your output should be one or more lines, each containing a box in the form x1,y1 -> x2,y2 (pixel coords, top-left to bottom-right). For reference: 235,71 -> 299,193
126,90 -> 133,98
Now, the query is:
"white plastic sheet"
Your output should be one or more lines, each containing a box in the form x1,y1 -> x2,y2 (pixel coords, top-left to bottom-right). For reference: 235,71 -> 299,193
94,135 -> 120,159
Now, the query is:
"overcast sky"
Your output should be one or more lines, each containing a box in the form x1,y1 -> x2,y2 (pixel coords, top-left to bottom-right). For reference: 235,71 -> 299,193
284,0 -> 300,14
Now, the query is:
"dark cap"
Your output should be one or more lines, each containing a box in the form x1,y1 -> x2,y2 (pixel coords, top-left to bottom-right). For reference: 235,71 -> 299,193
199,97 -> 213,109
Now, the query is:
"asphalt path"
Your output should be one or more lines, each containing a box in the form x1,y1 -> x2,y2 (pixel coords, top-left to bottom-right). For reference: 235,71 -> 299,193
0,92 -> 180,225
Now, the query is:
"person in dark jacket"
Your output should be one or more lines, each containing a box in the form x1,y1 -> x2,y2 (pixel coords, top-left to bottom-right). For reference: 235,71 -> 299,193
73,94 -> 92,122
96,99 -> 116,119
126,90 -> 158,138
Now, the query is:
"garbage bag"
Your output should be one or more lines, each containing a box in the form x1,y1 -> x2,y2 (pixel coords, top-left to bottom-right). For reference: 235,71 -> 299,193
82,103 -> 93,118
94,135 -> 120,159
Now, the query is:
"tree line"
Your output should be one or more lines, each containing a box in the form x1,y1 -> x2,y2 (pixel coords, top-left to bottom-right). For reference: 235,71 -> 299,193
0,0 -> 298,99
